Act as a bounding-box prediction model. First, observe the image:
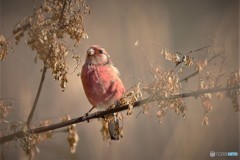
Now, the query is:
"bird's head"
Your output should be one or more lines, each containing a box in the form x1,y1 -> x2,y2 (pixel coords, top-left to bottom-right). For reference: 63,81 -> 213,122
85,45 -> 111,65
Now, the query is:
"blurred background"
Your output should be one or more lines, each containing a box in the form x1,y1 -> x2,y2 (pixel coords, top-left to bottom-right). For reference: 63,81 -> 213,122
0,0 -> 239,159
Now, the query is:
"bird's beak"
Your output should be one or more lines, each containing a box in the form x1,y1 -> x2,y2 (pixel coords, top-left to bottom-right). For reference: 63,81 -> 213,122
87,48 -> 95,56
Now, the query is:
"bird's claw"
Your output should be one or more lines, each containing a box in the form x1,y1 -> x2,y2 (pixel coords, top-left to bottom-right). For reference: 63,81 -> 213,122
84,106 -> 95,123
84,112 -> 90,123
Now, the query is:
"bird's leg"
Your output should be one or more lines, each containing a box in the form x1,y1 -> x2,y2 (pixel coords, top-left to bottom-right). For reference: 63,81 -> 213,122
87,106 -> 95,114
115,101 -> 122,108
84,106 -> 95,123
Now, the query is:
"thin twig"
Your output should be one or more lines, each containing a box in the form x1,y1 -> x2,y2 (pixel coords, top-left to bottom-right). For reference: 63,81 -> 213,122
26,66 -> 47,128
187,45 -> 211,54
179,53 -> 221,82
1,84 -> 239,144
175,45 -> 212,67
58,0 -> 68,24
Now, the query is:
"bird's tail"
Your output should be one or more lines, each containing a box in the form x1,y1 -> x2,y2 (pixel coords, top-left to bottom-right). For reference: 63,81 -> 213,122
108,113 -> 121,140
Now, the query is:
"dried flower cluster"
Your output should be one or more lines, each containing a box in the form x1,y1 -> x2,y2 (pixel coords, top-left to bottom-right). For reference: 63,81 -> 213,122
196,59 -> 208,72
100,118 -> 111,141
161,48 -> 181,63
61,115 -> 79,153
226,72 -> 240,112
144,67 -> 186,122
21,120 -> 52,160
0,34 -> 8,61
20,114 -> 81,159
12,0 -> 90,90
198,80 -> 213,125
119,83 -> 143,115
160,48 -> 193,67
0,100 -> 11,122
21,130 -> 39,160
0,99 -> 23,138
135,43 -> 236,125
198,71 -> 226,125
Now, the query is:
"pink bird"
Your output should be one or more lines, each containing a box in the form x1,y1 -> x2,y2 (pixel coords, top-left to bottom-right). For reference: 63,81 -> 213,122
81,45 -> 125,140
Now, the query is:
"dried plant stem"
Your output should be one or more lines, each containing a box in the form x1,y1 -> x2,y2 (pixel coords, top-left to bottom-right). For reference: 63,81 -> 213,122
180,53 -> 222,82
26,66 -> 47,128
59,0 -> 68,24
7,20 -> 31,41
1,84 -> 239,144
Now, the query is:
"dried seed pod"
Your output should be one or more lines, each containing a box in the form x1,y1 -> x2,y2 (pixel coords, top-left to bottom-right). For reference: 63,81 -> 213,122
0,34 -> 8,61
12,0 -> 89,90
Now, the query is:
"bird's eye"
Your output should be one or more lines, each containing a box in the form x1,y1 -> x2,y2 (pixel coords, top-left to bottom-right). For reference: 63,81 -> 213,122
99,49 -> 103,54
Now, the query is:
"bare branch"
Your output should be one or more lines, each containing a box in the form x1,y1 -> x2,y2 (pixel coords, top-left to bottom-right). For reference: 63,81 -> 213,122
27,66 -> 47,127
1,84 -> 239,144
180,53 -> 222,82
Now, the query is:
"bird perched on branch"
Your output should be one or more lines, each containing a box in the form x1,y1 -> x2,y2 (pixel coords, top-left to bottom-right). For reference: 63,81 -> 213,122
81,45 -> 125,140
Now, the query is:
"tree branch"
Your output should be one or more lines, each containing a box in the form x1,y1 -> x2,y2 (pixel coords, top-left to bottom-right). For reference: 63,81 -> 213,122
0,84 -> 239,144
26,66 -> 47,127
